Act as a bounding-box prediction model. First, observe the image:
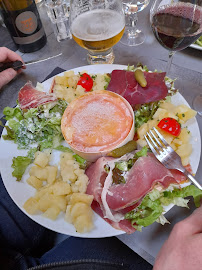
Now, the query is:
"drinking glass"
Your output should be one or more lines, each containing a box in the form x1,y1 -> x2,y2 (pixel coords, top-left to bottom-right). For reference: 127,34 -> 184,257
150,0 -> 202,73
45,0 -> 71,42
121,0 -> 150,46
150,0 -> 202,115
69,0 -> 125,65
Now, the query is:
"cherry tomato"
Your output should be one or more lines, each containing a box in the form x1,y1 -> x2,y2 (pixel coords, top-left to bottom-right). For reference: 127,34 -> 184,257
77,73 -> 93,92
157,117 -> 181,136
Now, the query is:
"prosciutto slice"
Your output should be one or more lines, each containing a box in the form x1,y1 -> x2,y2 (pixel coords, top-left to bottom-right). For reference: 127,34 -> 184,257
86,153 -> 185,234
18,81 -> 58,110
107,70 -> 168,107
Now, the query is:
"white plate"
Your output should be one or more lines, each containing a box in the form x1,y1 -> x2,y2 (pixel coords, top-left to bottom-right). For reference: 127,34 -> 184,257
0,64 -> 201,238
190,43 -> 202,51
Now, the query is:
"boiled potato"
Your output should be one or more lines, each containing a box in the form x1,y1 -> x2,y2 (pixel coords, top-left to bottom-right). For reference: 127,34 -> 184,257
34,151 -> 49,168
70,202 -> 91,223
177,128 -> 191,144
159,101 -> 176,112
174,105 -> 197,122
68,75 -> 79,87
55,75 -> 69,86
51,182 -> 71,196
70,193 -> 94,206
64,70 -> 74,77
137,122 -> 148,139
34,185 -> 52,199
46,166 -> 58,185
29,166 -> 48,181
38,193 -> 54,212
52,195 -> 67,212
153,108 -> 167,120
27,175 -> 43,190
43,206 -> 61,220
63,88 -> 76,103
74,214 -> 94,233
75,85 -> 85,96
176,143 -> 192,158
23,197 -> 39,215
71,174 -> 89,193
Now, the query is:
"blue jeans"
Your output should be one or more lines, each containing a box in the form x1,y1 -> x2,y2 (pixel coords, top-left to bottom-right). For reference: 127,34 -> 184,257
0,176 -> 153,270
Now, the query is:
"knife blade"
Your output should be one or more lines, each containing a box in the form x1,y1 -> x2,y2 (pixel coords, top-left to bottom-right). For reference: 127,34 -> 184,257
0,53 -> 62,72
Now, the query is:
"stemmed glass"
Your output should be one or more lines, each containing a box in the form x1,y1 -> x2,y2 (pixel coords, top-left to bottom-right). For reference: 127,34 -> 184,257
150,0 -> 202,114
69,0 -> 125,65
121,0 -> 150,46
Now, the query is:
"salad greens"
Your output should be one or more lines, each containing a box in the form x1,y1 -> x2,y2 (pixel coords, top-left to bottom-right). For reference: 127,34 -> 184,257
194,36 -> 202,47
125,185 -> 202,231
3,99 -> 68,150
134,102 -> 160,132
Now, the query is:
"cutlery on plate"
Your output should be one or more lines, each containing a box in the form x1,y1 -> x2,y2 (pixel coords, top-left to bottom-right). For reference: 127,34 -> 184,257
144,127 -> 202,190
0,52 -> 62,72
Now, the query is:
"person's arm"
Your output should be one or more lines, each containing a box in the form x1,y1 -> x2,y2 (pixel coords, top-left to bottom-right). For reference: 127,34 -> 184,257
0,47 -> 25,89
153,205 -> 202,270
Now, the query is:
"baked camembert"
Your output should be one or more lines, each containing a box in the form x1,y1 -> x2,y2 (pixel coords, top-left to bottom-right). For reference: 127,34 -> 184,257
61,90 -> 134,161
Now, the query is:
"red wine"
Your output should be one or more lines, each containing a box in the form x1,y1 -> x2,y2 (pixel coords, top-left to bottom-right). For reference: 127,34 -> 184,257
151,3 -> 202,51
0,0 -> 47,53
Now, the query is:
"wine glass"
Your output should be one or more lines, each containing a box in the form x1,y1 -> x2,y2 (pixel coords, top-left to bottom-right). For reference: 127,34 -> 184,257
120,0 -> 150,46
150,0 -> 202,74
150,0 -> 202,115
69,0 -> 125,65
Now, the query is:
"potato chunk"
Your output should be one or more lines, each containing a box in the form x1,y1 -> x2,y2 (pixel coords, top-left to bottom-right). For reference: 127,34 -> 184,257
51,182 -> 71,196
23,197 -> 39,215
46,166 -> 58,185
29,166 -> 48,181
27,176 -> 43,190
43,206 -> 61,220
34,152 -> 49,168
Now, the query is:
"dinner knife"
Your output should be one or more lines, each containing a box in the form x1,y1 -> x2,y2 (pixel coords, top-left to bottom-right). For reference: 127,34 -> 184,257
0,53 -> 62,72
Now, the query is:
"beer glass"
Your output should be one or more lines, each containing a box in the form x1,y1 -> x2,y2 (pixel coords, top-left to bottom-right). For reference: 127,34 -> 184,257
69,0 -> 125,64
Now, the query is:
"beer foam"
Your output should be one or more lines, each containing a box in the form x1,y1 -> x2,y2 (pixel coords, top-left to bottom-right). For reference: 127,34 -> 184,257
71,9 -> 125,41
156,2 -> 202,33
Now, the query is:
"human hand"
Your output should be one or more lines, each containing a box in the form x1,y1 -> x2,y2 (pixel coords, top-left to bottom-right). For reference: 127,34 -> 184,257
153,205 -> 202,270
0,47 -> 25,89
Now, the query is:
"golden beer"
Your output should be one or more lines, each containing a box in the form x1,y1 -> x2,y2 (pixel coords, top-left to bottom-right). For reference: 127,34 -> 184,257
71,9 -> 125,52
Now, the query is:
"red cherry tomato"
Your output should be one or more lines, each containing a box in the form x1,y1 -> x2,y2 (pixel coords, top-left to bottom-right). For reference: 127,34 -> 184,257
157,117 -> 181,136
77,73 -> 93,92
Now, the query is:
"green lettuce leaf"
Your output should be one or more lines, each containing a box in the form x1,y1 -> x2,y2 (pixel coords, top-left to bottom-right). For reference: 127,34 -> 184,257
12,156 -> 32,181
125,185 -> 202,230
3,99 -> 68,150
3,107 -> 23,121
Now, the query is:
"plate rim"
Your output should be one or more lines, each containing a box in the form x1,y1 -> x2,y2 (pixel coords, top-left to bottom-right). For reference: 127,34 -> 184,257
190,43 -> 202,51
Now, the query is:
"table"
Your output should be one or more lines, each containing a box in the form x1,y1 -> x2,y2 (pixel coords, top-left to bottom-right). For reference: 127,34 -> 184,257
0,1 -> 202,266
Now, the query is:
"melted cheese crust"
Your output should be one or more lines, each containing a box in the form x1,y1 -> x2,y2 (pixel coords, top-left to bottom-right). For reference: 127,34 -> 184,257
61,90 -> 133,153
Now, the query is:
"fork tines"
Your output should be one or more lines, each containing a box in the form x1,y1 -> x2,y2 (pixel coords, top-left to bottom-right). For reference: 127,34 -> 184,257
144,127 -> 170,155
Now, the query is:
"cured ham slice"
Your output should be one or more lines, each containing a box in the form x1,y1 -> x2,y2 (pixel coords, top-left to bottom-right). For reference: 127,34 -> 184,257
18,81 -> 58,110
91,201 -> 136,234
107,70 -> 168,107
106,155 -> 178,211
86,153 -> 185,233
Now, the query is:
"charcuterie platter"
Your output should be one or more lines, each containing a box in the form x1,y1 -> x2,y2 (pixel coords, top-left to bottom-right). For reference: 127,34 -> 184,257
0,64 -> 201,238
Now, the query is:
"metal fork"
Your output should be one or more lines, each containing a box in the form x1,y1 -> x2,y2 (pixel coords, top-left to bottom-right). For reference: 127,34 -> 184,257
144,127 -> 202,190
